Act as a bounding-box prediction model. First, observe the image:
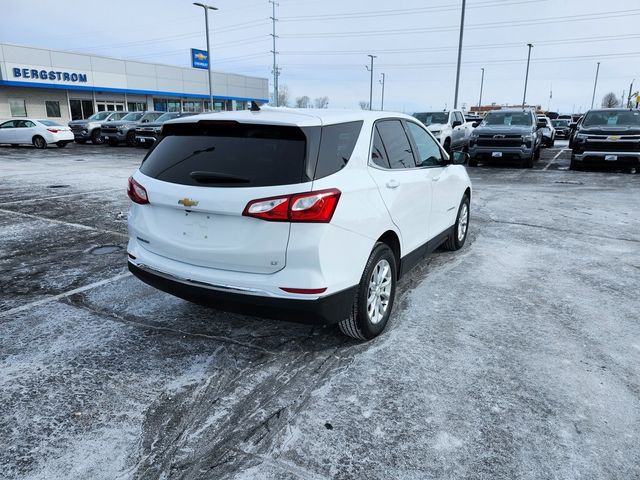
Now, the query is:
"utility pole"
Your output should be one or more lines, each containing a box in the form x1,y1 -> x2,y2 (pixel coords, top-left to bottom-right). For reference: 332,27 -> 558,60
522,43 -> 533,108
366,55 -> 376,110
591,62 -> 600,109
478,67 -> 484,107
379,73 -> 386,110
453,0 -> 466,109
269,0 -> 279,106
193,3 -> 218,111
627,79 -> 635,108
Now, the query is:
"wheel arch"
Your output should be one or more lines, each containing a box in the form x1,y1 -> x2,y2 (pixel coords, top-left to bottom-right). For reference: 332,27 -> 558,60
376,230 -> 401,279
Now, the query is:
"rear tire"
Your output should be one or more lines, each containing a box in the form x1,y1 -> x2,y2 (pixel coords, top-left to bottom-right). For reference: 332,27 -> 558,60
338,243 -> 397,340
32,136 -> 47,149
569,159 -> 580,171
126,131 -> 137,147
90,129 -> 103,145
443,194 -> 470,251
534,146 -> 541,160
523,155 -> 534,168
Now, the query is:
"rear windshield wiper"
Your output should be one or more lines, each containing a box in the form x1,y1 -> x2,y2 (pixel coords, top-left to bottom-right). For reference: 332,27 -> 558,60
190,171 -> 250,184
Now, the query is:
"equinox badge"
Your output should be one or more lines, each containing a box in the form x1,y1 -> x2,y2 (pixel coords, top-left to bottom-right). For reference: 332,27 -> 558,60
178,198 -> 199,207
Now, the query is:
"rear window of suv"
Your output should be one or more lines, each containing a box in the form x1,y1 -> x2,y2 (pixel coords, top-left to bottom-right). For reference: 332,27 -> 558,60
140,120 -> 362,187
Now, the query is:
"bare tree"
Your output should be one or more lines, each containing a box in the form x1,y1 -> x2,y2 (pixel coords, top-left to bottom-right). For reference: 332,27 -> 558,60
314,96 -> 329,109
359,101 -> 370,110
295,96 -> 311,108
601,92 -> 619,108
278,85 -> 290,107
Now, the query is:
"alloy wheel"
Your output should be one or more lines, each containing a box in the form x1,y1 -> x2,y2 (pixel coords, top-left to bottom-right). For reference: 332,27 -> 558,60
366,259 -> 392,325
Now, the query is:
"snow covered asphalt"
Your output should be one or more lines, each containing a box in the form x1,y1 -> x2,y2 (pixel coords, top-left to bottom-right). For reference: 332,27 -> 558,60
1,142 -> 639,479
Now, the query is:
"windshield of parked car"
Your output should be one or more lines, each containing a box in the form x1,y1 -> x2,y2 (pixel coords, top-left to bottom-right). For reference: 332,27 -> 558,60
413,112 -> 449,125
88,111 -> 112,121
582,110 -> 640,127
552,119 -> 570,127
482,112 -> 532,126
156,113 -> 181,123
37,120 -> 62,126
121,112 -> 144,122
141,112 -> 163,122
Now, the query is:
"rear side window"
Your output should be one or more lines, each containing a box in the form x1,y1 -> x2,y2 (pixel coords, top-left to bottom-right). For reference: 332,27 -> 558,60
140,122 -> 308,188
376,120 -> 416,169
314,121 -> 362,179
371,127 -> 390,168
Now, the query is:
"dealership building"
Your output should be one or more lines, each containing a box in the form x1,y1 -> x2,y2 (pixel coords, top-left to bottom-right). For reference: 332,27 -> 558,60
0,43 -> 270,123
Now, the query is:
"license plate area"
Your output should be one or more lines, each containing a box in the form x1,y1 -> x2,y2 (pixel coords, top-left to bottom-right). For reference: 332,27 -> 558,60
178,211 -> 213,241
492,151 -> 503,158
605,154 -> 618,161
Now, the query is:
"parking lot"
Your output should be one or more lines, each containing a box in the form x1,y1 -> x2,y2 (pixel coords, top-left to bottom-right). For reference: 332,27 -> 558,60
1,142 -> 639,479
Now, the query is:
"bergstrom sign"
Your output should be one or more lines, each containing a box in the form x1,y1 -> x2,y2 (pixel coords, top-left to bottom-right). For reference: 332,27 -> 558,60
12,67 -> 88,83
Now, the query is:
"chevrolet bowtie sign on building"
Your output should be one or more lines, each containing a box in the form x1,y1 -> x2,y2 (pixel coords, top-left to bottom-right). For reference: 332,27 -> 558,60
191,48 -> 209,70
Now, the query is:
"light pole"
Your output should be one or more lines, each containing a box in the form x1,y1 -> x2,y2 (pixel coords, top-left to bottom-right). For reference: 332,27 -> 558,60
366,55 -> 377,110
379,73 -> 386,110
194,3 -> 218,112
522,43 -> 533,108
590,62 -> 600,109
478,67 -> 484,107
453,0 -> 466,109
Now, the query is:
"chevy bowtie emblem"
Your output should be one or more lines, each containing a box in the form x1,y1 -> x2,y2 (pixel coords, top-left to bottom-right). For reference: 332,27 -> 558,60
493,134 -> 505,139
194,53 -> 208,61
178,198 -> 199,207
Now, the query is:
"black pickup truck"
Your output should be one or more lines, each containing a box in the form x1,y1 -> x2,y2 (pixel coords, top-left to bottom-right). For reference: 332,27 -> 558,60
570,108 -> 640,173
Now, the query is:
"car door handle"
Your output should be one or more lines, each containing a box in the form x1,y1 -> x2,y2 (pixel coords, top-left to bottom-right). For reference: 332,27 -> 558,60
386,180 -> 399,189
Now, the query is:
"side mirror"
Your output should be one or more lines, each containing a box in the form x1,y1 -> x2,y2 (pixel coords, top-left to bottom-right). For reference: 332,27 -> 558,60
569,122 -> 577,129
142,119 -> 149,123
452,151 -> 469,165
452,120 -> 462,128
472,121 -> 480,128
537,122 -> 546,129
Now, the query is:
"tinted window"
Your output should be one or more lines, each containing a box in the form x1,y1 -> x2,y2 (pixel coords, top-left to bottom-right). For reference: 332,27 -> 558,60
314,121 -> 362,179
0,121 -> 17,128
483,112 -> 533,126
406,122 -> 444,167
454,112 -> 465,124
121,113 -> 144,122
45,101 -> 61,118
17,121 -> 35,128
141,112 -> 163,122
413,112 -> 448,125
371,127 -> 390,169
38,120 -> 62,126
582,110 -> 640,127
376,120 -> 415,169
88,111 -> 111,121
141,122 -> 308,188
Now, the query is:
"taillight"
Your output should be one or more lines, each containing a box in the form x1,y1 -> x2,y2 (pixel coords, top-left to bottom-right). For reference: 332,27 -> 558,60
47,128 -> 60,133
127,176 -> 149,204
243,189 -> 341,223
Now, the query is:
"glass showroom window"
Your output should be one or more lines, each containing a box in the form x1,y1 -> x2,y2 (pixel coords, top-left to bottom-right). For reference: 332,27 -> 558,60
182,101 -> 203,112
127,102 -> 147,112
45,101 -> 61,117
9,99 -> 27,117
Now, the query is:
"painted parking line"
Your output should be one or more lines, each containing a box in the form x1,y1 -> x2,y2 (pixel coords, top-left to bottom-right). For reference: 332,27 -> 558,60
0,188 -> 122,206
0,207 -> 127,238
0,271 -> 131,319
543,148 -> 570,171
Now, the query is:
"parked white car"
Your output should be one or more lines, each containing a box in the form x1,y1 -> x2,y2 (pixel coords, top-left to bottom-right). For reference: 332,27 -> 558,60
537,115 -> 556,147
127,108 -> 472,340
412,110 -> 473,153
0,119 -> 73,148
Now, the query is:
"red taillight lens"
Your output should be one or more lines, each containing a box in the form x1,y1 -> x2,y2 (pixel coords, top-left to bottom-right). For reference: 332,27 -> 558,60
47,128 -> 60,133
127,176 -> 149,204
280,287 -> 327,294
242,189 -> 341,223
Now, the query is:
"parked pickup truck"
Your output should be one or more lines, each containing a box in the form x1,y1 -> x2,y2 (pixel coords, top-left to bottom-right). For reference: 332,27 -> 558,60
101,111 -> 163,146
68,111 -> 129,145
412,110 -> 472,154
134,112 -> 196,147
570,108 -> 640,173
468,109 -> 543,168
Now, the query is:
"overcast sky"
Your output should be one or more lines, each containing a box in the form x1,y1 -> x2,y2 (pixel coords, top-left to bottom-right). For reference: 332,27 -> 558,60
2,0 -> 639,113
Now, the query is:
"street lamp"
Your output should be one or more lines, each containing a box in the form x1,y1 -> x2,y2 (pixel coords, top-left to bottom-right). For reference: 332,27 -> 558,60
193,2 -> 218,112
379,73 -> 386,111
478,68 -> 485,107
522,43 -> 533,108
591,62 -> 600,109
453,0 -> 466,109
366,55 -> 377,111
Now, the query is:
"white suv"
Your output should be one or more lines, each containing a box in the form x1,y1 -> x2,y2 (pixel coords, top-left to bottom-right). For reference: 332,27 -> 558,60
127,108 -> 472,340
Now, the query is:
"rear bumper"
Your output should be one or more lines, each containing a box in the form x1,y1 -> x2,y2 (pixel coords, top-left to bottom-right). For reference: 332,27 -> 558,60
128,261 -> 357,325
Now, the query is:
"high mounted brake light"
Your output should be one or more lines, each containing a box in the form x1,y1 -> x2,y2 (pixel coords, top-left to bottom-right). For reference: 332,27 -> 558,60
242,189 -> 341,223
